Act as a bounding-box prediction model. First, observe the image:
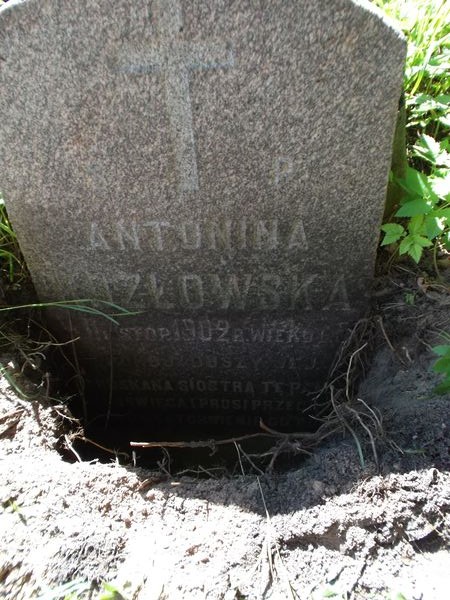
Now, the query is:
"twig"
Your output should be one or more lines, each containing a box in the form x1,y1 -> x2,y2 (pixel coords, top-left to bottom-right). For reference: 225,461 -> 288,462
346,343 -> 368,401
234,441 -> 245,476
129,316 -> 377,473
78,435 -> 130,461
0,418 -> 21,438
130,431 -> 275,450
236,442 -> 265,476
67,312 -> 87,422
377,315 -> 408,365
256,477 -> 298,599
64,434 -> 82,463
330,388 -> 365,468
105,321 -> 113,429
345,406 -> 379,468
0,409 -> 23,424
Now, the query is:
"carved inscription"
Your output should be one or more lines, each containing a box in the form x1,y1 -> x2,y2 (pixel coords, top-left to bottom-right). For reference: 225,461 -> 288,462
90,219 -> 308,252
123,411 -> 292,429
115,378 -> 303,399
114,387 -> 303,412
272,152 -> 323,187
118,318 -> 324,344
112,351 -> 319,373
42,256 -> 351,312
75,271 -> 350,311
118,0 -> 234,192
274,157 -> 294,186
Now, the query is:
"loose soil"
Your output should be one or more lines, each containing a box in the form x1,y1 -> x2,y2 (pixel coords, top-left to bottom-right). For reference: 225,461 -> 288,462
0,267 -> 449,600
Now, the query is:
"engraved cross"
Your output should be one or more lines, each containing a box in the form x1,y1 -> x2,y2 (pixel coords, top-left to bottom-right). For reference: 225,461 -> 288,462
119,0 -> 234,192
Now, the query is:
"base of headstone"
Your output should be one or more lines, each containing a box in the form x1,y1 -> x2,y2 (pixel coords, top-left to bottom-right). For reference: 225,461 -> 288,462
47,307 -> 364,439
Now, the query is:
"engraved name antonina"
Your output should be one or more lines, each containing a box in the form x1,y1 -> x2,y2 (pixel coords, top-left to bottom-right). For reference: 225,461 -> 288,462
90,218 -> 308,251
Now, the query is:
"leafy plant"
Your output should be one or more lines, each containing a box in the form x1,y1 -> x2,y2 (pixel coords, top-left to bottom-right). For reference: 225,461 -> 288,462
37,579 -> 92,600
376,0 -> 450,393
380,151 -> 450,263
98,581 -> 128,600
432,342 -> 450,393
36,580 -> 129,600
375,0 -> 450,100
376,0 -> 450,264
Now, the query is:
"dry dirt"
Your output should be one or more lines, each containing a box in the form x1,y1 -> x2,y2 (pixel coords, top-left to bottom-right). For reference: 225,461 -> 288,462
0,270 -> 449,600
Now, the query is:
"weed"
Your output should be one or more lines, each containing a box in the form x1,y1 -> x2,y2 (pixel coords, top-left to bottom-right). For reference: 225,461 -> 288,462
36,579 -> 92,600
380,156 -> 450,263
36,579 -> 129,600
376,0 -> 450,264
1,498 -> 27,525
388,593 -> 409,600
375,0 -> 450,104
0,298 -> 140,326
377,0 -> 450,384
431,340 -> 450,393
0,196 -> 24,284
98,581 -> 128,600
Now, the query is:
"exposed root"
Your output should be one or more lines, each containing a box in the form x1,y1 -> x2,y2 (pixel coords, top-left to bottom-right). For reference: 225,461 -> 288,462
130,318 -> 390,473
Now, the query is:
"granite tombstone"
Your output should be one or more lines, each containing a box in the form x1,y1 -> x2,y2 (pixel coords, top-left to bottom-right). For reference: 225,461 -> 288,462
0,0 -> 406,432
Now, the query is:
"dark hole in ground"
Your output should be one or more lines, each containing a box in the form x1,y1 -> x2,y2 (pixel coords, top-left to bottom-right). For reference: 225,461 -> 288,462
37,334 -> 329,474
68,397 -> 322,475
2,298 -> 372,475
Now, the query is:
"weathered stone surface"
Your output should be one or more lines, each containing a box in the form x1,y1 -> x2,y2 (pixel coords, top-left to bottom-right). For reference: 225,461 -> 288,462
0,0 -> 405,432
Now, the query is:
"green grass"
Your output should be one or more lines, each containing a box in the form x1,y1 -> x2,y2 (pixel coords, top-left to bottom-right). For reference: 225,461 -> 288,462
0,196 -> 24,284
36,579 -> 128,600
374,0 -> 450,98
0,298 -> 140,325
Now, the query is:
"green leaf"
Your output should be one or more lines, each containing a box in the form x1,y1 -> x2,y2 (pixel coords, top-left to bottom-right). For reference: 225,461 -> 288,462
425,215 -> 446,239
0,221 -> 15,236
399,234 -> 430,263
396,198 -> 433,217
395,167 -> 438,203
381,223 -> 404,235
410,94 -> 450,114
393,593 -> 408,600
99,583 -> 125,600
437,151 -> 450,168
429,172 -> 450,199
444,231 -> 450,250
432,345 -> 450,357
434,379 -> 450,394
434,207 -> 450,220
412,235 -> 432,248
380,223 -> 405,245
399,236 -> 415,255
407,215 -> 425,235
322,589 -> 338,598
433,357 -> 450,374
412,134 -> 441,165
409,244 -> 424,263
